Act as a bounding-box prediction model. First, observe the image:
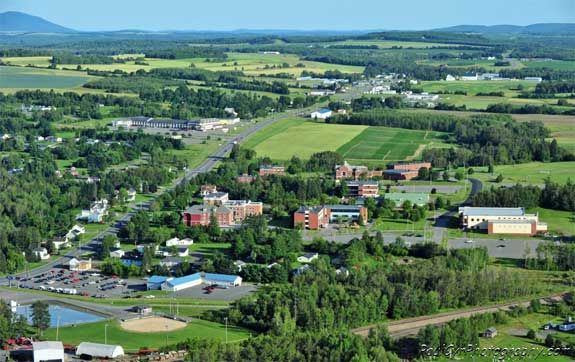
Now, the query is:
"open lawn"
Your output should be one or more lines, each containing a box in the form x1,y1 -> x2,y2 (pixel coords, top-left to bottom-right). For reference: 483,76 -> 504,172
0,56 -> 52,67
337,127 -> 449,162
469,162 -> 575,185
421,80 -> 536,96
43,318 -> 251,351
0,66 -> 93,89
524,59 -> 575,72
513,114 -> 575,153
244,118 -> 367,160
419,58 -> 514,72
529,208 -> 575,236
329,40 -> 465,49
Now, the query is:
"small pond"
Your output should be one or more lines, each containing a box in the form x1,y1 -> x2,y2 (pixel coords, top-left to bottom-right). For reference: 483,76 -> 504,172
15,303 -> 105,327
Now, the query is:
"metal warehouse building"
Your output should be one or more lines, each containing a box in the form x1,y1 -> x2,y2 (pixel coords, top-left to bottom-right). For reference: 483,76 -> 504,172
33,341 -> 64,362
76,342 -> 125,359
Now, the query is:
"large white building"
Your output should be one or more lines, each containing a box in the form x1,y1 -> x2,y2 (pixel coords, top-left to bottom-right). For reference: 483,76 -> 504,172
158,272 -> 242,292
311,108 -> 333,119
33,341 -> 64,362
458,207 -> 547,236
76,343 -> 124,359
165,237 -> 194,247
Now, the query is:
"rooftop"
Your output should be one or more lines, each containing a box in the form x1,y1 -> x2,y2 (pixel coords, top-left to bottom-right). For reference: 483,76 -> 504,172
204,273 -> 240,283
459,207 -> 526,217
165,273 -> 202,287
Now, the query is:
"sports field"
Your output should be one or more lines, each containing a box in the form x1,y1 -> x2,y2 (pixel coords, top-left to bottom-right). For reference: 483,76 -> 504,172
337,127 -> 449,161
120,316 -> 187,332
0,66 -> 92,89
245,118 -> 449,162
244,118 -> 367,160
44,318 -> 251,351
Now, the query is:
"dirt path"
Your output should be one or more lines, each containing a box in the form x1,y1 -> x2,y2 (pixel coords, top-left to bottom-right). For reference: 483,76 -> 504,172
405,143 -> 427,161
351,293 -> 567,338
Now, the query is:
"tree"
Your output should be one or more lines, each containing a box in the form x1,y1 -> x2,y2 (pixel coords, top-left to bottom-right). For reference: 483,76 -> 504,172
100,234 -> 118,259
208,212 -> 221,238
495,174 -> 504,183
526,329 -> 536,339
488,164 -> 494,174
442,170 -> 450,182
31,301 -> 50,335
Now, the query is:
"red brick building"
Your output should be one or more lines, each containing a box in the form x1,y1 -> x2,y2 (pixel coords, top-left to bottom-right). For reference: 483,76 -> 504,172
293,205 -> 368,230
183,205 -> 233,227
237,174 -> 255,184
346,180 -> 379,197
259,165 -> 285,177
200,184 -> 218,196
225,200 -> 263,223
335,161 -> 382,180
384,162 -> 432,181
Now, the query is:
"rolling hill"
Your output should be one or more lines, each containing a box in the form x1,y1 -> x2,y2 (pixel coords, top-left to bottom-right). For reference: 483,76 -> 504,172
0,11 -> 74,33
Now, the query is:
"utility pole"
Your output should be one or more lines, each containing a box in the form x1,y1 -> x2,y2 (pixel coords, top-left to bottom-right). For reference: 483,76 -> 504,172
224,317 -> 228,344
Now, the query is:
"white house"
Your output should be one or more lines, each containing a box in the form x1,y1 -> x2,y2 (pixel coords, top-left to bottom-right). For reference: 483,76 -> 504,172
68,258 -> 92,271
445,74 -> 456,81
33,248 -> 50,260
77,200 -> 109,223
109,248 -> 125,258
461,72 -> 478,81
65,224 -> 86,241
160,256 -> 182,268
33,341 -> 64,362
52,239 -> 70,251
127,188 -> 137,202
297,252 -> 319,263
311,108 -> 333,119
165,237 -> 194,247
234,260 -> 247,272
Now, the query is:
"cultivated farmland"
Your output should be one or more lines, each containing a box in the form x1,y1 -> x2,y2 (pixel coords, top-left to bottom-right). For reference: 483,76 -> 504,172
0,66 -> 92,89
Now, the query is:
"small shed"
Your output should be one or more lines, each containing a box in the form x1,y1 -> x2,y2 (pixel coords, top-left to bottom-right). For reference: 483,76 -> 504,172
483,327 -> 498,338
76,342 -> 124,359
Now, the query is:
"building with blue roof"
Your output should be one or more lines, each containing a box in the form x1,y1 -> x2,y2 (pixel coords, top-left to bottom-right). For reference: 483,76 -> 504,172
146,275 -> 169,290
158,272 -> 242,292
310,108 -> 333,120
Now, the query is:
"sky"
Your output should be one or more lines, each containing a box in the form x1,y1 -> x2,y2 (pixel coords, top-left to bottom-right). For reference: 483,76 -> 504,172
1,0 -> 574,31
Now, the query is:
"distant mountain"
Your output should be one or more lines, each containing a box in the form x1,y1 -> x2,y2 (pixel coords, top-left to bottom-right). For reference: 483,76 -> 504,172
0,11 -> 74,33
435,23 -> 575,35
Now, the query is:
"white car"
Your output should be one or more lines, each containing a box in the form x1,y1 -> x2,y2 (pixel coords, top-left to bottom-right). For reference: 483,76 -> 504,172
465,239 -> 474,243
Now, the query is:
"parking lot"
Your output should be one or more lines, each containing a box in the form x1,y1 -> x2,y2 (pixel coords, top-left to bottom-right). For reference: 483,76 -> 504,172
168,284 -> 258,301
15,267 -> 145,299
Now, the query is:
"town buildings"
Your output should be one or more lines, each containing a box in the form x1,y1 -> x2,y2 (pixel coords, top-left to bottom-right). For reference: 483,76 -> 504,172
335,161 -> 383,180
346,180 -> 379,197
259,165 -> 285,177
165,237 -> 194,247
76,200 -> 109,223
112,116 -> 239,132
68,258 -> 92,271
293,205 -> 368,229
151,272 -> 242,292
33,341 -> 64,362
383,162 -> 431,181
458,207 -> 548,236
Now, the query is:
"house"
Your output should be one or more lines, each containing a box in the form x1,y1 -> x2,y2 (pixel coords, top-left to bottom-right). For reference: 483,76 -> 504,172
259,165 -> 285,177
165,237 -> 194,247
224,107 -> 238,117
68,258 -> 92,271
384,193 -> 430,208
127,188 -> 137,202
234,260 -> 247,272
76,343 -> 124,359
203,192 -> 229,206
458,207 -> 548,236
310,108 -> 332,119
177,247 -> 189,257
33,248 -> 50,260
336,267 -> 350,277
445,74 -> 456,81
346,180 -> 379,198
76,200 -> 109,223
33,341 -> 64,362
294,205 -> 368,230
159,256 -> 182,268
51,239 -> 70,251
524,77 -> 543,82
335,161 -> 383,181
109,248 -> 125,258
1,133 -> 11,140
182,204 -> 234,227
65,224 -> 85,241
200,184 -> 218,196
309,90 -> 336,97
559,323 -> 575,332
136,244 -> 159,255
293,264 -> 310,276
297,252 -> 319,263
482,327 -> 498,338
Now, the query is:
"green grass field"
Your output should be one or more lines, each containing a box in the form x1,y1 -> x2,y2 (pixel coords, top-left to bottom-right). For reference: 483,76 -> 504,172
513,114 -> 575,153
8,52 -> 364,77
337,127 -> 449,161
529,208 -> 575,235
43,318 -> 251,351
0,66 -> 93,89
329,40 -> 464,49
525,59 -> 575,71
244,118 -> 367,160
470,162 -> 575,185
